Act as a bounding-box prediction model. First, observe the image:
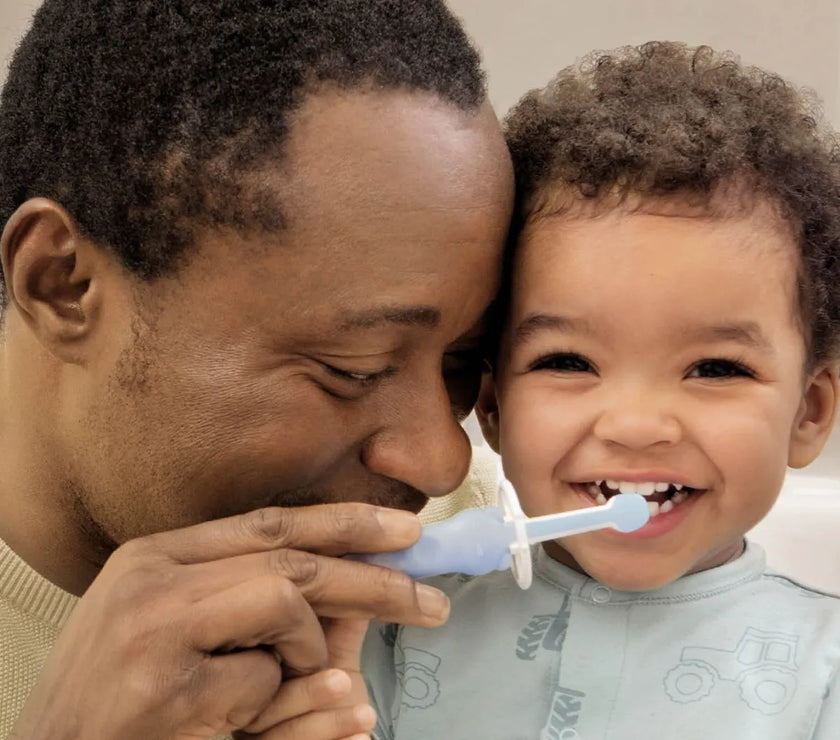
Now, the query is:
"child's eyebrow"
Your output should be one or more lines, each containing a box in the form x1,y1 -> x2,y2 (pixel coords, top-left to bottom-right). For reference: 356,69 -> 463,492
681,322 -> 776,354
511,314 -> 776,355
510,313 -> 592,345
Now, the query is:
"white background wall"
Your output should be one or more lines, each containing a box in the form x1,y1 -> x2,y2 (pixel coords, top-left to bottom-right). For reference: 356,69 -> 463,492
447,0 -> 840,126
3,0 -> 840,476
5,2 -> 834,118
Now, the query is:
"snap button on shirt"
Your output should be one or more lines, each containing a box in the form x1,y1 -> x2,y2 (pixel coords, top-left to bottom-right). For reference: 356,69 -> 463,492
591,585 -> 612,604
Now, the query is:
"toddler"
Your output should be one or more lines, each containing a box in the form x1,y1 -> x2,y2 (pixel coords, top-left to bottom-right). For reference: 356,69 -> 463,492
361,42 -> 840,739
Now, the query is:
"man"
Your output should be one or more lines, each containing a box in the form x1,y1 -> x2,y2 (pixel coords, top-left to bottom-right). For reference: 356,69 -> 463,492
0,1 -> 512,738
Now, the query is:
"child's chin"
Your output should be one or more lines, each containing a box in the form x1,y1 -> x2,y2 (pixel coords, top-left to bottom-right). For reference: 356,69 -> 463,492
576,555 -> 687,592
546,541 -> 687,592
591,569 -> 680,593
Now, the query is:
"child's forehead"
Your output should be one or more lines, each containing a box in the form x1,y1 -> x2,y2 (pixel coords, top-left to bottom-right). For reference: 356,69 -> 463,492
515,198 -> 798,282
515,186 -> 800,268
502,191 -> 807,349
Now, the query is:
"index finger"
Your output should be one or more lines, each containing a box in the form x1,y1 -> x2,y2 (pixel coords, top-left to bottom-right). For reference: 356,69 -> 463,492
139,504 -> 422,564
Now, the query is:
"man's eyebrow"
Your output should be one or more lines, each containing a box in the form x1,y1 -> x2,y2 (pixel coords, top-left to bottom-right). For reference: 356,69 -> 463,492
338,306 -> 441,330
511,313 -> 593,345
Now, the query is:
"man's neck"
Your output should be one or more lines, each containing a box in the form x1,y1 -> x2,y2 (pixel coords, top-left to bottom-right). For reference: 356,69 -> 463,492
0,345 -> 103,596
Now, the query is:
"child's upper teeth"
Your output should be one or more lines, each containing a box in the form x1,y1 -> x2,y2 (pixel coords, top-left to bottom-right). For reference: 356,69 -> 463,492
605,480 -> 620,490
626,481 -> 655,496
614,481 -> 684,497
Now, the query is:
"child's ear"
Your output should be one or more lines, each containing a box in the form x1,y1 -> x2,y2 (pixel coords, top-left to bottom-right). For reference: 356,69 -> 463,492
475,372 -> 501,453
1,198 -> 102,363
788,364 -> 839,468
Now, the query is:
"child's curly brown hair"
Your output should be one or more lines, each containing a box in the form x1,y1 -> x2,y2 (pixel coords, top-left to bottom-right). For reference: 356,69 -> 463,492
504,41 -> 840,365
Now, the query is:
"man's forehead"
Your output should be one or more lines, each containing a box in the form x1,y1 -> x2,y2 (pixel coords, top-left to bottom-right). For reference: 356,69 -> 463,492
279,89 -> 509,204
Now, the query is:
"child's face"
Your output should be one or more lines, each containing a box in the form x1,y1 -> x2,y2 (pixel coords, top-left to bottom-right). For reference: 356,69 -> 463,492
483,200 -> 837,591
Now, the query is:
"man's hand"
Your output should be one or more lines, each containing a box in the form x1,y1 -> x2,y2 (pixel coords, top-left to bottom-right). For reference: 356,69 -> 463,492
232,663 -> 378,740
234,619 -> 376,740
10,504 -> 447,740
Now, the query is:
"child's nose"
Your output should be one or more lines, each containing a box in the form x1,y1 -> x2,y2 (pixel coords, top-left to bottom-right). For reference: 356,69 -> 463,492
592,386 -> 682,450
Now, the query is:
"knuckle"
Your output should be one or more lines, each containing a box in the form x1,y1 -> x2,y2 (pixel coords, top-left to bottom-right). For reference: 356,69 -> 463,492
367,564 -> 416,609
240,507 -> 296,547
112,536 -> 153,564
108,559 -> 170,606
101,548 -> 182,634
108,571 -> 181,643
266,548 -> 321,586
178,654 -> 277,736
326,503 -> 378,546
266,578 -> 308,624
112,532 -> 177,571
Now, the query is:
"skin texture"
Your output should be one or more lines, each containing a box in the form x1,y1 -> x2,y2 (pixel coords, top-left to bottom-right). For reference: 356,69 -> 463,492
0,89 -> 513,739
479,199 -> 838,592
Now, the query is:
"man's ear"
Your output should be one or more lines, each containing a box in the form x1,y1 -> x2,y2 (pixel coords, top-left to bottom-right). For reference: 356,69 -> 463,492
788,364 -> 840,468
475,371 -> 501,453
1,198 -> 103,361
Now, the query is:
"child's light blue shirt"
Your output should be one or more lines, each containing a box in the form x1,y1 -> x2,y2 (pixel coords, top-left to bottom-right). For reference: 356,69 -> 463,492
363,542 -> 840,739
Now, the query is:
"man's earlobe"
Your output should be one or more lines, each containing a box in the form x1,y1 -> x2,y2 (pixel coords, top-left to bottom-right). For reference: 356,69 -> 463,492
476,372 -> 501,453
1,199 -> 101,358
789,364 -> 840,468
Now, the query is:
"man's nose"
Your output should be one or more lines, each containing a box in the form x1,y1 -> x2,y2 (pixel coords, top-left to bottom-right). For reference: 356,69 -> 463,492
362,381 -> 472,497
592,385 -> 682,450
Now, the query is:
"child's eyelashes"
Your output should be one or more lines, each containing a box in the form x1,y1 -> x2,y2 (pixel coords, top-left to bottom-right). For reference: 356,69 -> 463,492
686,358 -> 756,380
526,353 -> 756,380
529,352 -> 596,374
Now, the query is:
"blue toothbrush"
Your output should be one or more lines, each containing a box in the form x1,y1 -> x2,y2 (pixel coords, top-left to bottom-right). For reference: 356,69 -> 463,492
354,466 -> 650,589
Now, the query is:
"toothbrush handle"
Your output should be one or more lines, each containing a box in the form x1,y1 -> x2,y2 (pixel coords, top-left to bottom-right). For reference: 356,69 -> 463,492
524,506 -> 620,542
524,493 -> 649,542
349,507 -> 515,579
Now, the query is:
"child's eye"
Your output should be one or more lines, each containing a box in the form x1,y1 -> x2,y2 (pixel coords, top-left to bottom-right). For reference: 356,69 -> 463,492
687,358 -> 755,379
530,352 -> 595,374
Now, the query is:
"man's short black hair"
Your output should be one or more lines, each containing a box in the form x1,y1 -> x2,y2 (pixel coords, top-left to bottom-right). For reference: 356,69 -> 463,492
0,0 -> 485,308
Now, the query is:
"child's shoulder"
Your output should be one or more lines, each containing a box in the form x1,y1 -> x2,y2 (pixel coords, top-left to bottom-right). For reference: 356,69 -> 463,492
699,548 -> 840,647
757,567 -> 840,605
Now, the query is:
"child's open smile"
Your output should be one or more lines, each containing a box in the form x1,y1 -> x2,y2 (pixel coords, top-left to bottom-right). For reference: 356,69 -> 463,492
480,197 -> 837,591
579,478 -> 695,515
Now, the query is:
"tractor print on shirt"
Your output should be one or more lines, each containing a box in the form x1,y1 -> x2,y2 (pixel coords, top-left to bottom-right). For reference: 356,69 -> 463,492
663,627 -> 799,715
395,646 -> 442,709
517,593 -> 572,660
516,594 -> 587,739
540,687 -> 585,740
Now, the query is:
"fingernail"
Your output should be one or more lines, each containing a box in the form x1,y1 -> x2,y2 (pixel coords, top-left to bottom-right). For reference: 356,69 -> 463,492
416,584 -> 450,622
353,704 -> 377,726
324,669 -> 351,694
375,508 -> 421,540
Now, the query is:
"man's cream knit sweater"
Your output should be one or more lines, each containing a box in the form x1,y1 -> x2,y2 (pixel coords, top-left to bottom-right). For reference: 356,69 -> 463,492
0,446 -> 498,738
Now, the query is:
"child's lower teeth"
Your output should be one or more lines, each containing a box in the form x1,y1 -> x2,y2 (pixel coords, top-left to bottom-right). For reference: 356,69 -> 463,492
585,483 -> 691,513
651,500 -> 671,516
